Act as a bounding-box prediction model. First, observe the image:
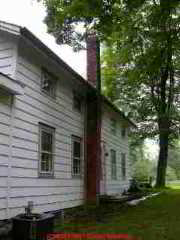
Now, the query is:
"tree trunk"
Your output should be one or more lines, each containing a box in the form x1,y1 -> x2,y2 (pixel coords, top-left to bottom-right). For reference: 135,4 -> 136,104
156,130 -> 169,188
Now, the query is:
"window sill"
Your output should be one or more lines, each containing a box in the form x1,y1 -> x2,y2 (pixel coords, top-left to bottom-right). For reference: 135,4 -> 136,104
72,174 -> 82,179
38,173 -> 55,179
41,90 -> 57,102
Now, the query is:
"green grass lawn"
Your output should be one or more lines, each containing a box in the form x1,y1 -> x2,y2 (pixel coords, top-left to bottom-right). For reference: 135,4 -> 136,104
55,188 -> 180,240
166,181 -> 180,189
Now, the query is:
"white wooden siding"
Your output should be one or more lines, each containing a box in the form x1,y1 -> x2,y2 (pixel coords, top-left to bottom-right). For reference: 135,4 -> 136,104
101,104 -> 131,195
0,34 -> 17,77
0,36 -> 85,219
0,99 -> 11,219
5,50 -> 85,218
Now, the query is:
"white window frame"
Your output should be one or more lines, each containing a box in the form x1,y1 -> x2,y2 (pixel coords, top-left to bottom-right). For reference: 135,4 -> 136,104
121,153 -> 126,180
41,68 -> 56,98
110,118 -> 117,135
111,149 -> 117,180
39,123 -> 55,177
72,135 -> 82,177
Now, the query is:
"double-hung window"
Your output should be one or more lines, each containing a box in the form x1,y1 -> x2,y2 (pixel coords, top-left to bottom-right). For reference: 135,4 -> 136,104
72,135 -> 82,177
41,68 -> 56,98
121,153 -> 126,180
39,123 -> 55,177
111,149 -> 117,180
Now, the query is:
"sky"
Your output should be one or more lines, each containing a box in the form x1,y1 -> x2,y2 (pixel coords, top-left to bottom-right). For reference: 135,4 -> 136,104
0,0 -> 87,78
145,139 -> 159,162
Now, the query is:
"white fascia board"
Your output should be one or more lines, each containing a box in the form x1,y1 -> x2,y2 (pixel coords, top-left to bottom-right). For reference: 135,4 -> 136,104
0,73 -> 25,95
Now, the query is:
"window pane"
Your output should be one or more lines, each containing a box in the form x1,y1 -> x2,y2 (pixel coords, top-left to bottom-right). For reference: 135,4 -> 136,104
42,73 -> 51,92
72,136 -> 82,176
110,119 -> 116,135
73,141 -> 81,158
121,153 -> 126,179
41,131 -> 53,152
39,124 -> 54,175
111,149 -> 116,179
111,150 -> 116,163
73,158 -> 80,175
41,152 -> 52,172
41,69 -> 56,97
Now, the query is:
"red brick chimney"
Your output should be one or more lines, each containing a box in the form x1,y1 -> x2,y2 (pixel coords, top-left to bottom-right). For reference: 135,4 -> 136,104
86,33 -> 101,204
87,33 -> 100,90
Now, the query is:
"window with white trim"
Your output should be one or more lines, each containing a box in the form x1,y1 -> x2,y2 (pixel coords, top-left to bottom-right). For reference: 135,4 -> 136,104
111,149 -> 117,180
121,153 -> 126,180
39,123 -> 55,176
72,135 -> 82,177
110,118 -> 116,135
41,68 -> 56,98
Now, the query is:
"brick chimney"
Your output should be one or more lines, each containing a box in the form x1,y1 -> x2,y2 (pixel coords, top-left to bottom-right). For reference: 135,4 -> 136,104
86,33 -> 101,204
86,33 -> 101,90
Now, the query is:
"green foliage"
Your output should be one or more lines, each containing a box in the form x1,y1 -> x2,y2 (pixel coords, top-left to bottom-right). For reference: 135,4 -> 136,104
129,137 -> 157,182
38,0 -> 119,50
166,166 -> 177,181
39,0 -> 180,186
132,159 -> 153,182
168,141 -> 180,179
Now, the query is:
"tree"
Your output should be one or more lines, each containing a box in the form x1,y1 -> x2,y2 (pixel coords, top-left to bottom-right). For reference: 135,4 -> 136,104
132,158 -> 156,182
130,139 -> 157,182
166,166 -> 177,181
168,140 -> 180,179
39,0 -> 180,187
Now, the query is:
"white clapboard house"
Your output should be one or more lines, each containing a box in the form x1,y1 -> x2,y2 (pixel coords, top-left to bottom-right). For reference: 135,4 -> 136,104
0,20 -> 135,220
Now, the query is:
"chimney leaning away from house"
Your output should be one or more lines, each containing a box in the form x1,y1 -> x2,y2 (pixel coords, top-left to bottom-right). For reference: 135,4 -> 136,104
86,32 -> 101,204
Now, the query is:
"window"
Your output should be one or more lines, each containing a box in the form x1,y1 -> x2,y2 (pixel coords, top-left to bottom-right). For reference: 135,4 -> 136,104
111,149 -> 117,180
73,93 -> 82,112
41,68 -> 56,98
121,127 -> 126,138
72,135 -> 82,177
39,123 -> 55,176
121,153 -> 126,180
110,118 -> 116,135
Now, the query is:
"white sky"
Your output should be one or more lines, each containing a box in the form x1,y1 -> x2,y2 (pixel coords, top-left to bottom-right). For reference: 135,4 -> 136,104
0,0 -> 87,78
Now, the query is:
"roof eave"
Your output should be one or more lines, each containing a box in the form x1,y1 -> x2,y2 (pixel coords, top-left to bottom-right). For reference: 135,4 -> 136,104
0,72 -> 25,95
